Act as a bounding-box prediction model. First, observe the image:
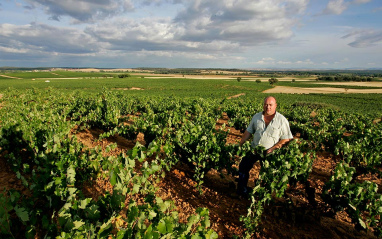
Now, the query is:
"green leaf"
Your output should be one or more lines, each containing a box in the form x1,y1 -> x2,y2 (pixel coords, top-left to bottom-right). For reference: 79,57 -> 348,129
133,184 -> 140,194
144,225 -> 159,239
98,218 -> 113,237
14,206 -> 29,222
73,220 -> 85,230
358,218 -> 366,229
348,203 -> 356,211
191,235 -> 203,239
148,210 -> 157,220
152,164 -> 160,172
157,219 -> 167,234
127,205 -> 139,223
54,135 -> 60,143
10,191 -> 20,203
84,204 -> 100,220
116,230 -> 127,239
110,170 -> 117,186
67,165 -> 76,185
79,198 -> 91,209
281,174 -> 288,183
206,230 -> 219,239
186,215 -> 199,233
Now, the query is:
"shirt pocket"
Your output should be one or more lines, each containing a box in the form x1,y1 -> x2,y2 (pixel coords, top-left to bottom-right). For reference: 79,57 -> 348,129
267,125 -> 281,139
255,120 -> 264,132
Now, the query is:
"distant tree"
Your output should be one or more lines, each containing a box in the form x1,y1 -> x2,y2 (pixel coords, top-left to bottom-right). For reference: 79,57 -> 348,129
237,77 -> 241,82
118,74 -> 130,78
269,77 -> 278,85
292,79 -> 296,83
256,79 -> 261,83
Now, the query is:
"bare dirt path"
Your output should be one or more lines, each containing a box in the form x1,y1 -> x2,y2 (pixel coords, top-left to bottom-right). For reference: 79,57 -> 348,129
314,82 -> 382,87
227,93 -> 245,99
0,74 -> 22,79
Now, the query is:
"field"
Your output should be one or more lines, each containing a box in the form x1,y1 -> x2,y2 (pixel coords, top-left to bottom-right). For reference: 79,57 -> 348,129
0,69 -> 382,238
0,70 -> 382,114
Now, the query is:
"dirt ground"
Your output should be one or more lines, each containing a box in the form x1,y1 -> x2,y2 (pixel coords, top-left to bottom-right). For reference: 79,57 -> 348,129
0,75 -> 22,79
1,112 -> 380,238
263,85 -> 382,94
134,74 -> 315,81
315,82 -> 382,88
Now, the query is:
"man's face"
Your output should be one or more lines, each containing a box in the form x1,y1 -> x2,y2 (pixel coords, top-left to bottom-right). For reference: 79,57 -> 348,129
263,97 -> 277,116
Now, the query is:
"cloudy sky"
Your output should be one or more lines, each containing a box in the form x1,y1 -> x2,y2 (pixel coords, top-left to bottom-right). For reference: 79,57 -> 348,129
0,0 -> 381,69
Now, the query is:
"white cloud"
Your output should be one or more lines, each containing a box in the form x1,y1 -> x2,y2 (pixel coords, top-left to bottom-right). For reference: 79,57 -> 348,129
85,17 -> 187,51
0,46 -> 30,54
23,0 -> 134,22
320,0 -> 372,15
173,0 -> 307,45
136,49 -> 174,57
85,0 -> 308,55
296,59 -> 314,64
352,0 -> 371,4
323,0 -> 348,15
342,29 -> 382,48
255,57 -> 315,66
0,22 -> 100,54
1,0 -> 378,69
8,0 -> 309,54
256,57 -> 276,64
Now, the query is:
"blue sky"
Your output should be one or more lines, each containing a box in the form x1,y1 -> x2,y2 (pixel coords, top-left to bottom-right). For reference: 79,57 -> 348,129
0,0 -> 381,69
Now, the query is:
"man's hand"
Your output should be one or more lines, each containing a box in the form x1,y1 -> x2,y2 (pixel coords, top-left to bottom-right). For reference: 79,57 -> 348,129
266,138 -> 292,154
266,147 -> 277,154
239,130 -> 252,146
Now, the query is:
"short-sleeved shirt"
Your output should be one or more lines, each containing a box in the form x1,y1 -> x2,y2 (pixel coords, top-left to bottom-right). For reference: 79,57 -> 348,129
246,111 -> 293,150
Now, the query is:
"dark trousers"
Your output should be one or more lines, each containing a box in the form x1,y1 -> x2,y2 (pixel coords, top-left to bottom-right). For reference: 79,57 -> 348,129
237,151 -> 263,194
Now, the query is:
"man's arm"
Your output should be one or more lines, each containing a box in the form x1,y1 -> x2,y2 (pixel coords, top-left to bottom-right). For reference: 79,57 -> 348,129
239,130 -> 252,146
266,138 -> 292,154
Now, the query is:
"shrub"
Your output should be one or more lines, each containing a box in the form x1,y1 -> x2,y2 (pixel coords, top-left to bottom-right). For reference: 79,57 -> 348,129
118,74 -> 130,78
269,77 -> 278,85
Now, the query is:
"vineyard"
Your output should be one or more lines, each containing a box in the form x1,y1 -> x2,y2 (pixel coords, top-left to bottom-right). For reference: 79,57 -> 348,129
0,79 -> 381,238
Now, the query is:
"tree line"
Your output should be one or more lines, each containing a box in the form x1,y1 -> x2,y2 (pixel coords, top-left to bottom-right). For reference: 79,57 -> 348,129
316,75 -> 374,82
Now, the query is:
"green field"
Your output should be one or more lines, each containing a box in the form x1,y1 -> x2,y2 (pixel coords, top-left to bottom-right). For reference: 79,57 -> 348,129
0,70 -> 381,115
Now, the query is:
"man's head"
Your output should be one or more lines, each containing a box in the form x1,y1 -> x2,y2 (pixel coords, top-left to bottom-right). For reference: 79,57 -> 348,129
263,96 -> 277,116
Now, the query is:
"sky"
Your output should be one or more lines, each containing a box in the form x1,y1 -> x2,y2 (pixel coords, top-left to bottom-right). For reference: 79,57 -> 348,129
0,0 -> 381,69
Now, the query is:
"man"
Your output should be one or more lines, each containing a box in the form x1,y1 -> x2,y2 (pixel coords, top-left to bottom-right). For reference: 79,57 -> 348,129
237,96 -> 293,196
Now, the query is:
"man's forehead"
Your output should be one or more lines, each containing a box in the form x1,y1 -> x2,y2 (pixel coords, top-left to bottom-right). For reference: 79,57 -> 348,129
264,98 -> 276,104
